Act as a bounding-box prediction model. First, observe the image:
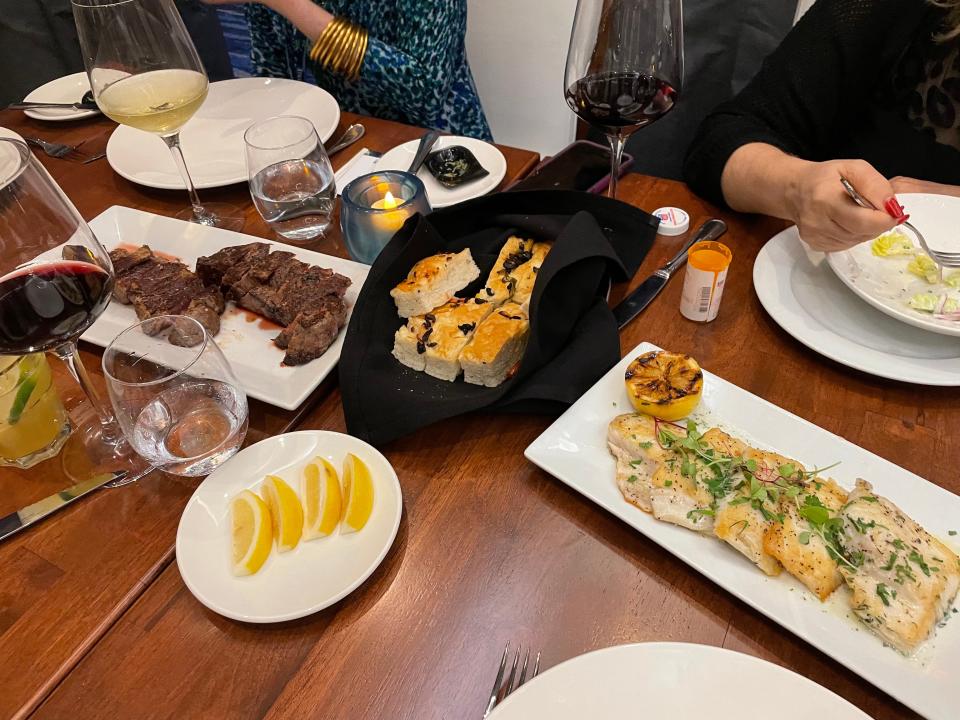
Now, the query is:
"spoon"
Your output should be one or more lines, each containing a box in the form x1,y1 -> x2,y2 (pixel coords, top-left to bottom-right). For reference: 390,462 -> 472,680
325,123 -> 365,156
8,90 -> 99,112
407,130 -> 440,174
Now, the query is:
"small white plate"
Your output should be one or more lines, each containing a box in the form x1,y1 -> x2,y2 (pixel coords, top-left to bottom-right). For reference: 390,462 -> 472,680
0,127 -> 26,185
76,206 -> 368,410
22,72 -> 99,122
106,78 -> 340,190
525,341 -> 960,720
490,643 -> 871,719
376,135 -> 506,208
826,193 -> 960,337
176,430 -> 403,623
754,226 -> 960,385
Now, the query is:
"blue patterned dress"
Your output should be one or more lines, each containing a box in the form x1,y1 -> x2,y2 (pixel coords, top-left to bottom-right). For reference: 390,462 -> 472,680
245,1 -> 492,140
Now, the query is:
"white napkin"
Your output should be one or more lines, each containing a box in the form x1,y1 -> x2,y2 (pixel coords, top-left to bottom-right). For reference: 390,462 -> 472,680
334,148 -> 381,196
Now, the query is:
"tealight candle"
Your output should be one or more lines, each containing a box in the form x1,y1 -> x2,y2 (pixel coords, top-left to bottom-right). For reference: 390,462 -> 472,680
341,171 -> 431,264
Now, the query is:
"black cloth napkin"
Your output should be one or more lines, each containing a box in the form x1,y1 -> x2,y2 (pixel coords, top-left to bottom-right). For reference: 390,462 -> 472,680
339,190 -> 658,446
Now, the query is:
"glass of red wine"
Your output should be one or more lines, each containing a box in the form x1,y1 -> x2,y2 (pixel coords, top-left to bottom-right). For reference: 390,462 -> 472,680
0,139 -> 148,483
564,0 -> 683,199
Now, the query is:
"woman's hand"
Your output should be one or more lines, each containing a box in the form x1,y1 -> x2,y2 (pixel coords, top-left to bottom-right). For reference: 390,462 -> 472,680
721,145 -> 897,253
785,159 -> 898,252
891,176 -> 960,198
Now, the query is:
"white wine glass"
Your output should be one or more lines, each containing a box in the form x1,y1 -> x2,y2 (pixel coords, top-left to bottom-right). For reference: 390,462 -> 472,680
72,0 -> 244,230
564,0 -> 684,199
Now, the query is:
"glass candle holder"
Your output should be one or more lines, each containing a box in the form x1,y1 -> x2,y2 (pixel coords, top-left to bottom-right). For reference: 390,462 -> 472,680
341,171 -> 431,264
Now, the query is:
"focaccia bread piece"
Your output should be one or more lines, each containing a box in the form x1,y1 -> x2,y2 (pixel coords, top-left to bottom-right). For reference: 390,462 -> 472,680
479,237 -> 536,305
460,303 -> 529,387
511,242 -> 551,309
390,249 -> 480,318
391,298 -> 495,381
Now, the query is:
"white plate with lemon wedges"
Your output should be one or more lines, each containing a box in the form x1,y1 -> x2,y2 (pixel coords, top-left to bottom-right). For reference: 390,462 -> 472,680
176,430 -> 402,623
826,193 -> 960,338
754,226 -> 960,386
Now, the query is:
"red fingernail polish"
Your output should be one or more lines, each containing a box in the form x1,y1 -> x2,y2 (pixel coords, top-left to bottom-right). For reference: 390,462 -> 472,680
883,197 -> 909,225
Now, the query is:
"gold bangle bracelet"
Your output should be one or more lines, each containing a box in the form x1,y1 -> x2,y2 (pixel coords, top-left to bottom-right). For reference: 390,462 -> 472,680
312,18 -> 348,66
309,16 -> 368,81
340,26 -> 363,76
347,29 -> 368,81
328,25 -> 357,74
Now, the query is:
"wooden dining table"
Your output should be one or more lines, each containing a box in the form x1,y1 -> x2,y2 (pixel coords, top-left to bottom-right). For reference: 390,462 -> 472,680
0,107 -> 953,720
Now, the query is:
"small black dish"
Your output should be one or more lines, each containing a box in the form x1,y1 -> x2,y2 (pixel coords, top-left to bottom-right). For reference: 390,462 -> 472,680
424,146 -> 489,188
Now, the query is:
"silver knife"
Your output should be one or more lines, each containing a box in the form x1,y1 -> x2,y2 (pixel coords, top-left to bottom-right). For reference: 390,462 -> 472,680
612,219 -> 728,329
0,470 -> 126,542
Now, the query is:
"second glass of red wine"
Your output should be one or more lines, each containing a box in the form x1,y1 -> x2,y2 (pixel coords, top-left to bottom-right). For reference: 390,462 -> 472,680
0,139 -> 149,484
564,0 -> 684,199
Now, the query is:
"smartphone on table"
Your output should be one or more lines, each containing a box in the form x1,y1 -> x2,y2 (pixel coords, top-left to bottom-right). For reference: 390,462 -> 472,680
508,140 -> 635,194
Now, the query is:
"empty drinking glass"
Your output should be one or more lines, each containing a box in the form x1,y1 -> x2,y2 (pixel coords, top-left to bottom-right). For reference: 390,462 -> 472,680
245,115 -> 335,242
102,316 -> 248,477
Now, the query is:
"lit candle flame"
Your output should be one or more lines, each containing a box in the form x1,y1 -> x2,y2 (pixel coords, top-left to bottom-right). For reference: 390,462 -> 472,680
382,190 -> 400,209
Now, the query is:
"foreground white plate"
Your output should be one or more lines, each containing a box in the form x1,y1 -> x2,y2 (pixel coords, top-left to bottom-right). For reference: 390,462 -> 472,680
754,226 -> 960,385
376,135 -> 506,208
490,643 -> 870,719
80,206 -> 368,410
23,72 -> 99,122
177,431 -> 402,623
827,193 -> 960,337
107,78 -> 340,190
525,341 -> 960,720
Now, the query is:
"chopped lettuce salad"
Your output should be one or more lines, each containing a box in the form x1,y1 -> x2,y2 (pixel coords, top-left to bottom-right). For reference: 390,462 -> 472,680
869,230 -> 960,320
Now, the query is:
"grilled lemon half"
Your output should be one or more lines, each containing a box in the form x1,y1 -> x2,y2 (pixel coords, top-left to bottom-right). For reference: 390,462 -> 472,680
624,350 -> 703,421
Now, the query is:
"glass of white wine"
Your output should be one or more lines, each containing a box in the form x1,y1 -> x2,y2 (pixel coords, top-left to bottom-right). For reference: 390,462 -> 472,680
72,0 -> 244,231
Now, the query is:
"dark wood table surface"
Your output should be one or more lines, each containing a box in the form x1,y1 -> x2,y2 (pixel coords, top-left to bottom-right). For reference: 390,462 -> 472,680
1,111 -> 953,720
0,108 -> 538,720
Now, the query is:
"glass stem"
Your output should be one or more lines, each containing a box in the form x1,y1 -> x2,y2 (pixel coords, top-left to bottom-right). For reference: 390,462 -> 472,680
162,132 -> 215,226
606,131 -> 626,200
52,341 -> 120,442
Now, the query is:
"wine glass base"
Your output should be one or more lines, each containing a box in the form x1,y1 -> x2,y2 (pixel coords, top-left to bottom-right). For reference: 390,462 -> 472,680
59,406 -> 153,487
175,202 -> 246,233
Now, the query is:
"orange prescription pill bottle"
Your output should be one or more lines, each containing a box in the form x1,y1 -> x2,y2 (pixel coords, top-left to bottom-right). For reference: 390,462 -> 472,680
680,241 -> 733,322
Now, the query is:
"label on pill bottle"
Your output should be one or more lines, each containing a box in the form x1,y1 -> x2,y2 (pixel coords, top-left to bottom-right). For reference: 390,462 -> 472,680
680,241 -> 733,322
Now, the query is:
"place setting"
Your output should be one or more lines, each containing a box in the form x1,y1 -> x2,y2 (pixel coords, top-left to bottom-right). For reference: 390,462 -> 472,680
2,0 -> 960,719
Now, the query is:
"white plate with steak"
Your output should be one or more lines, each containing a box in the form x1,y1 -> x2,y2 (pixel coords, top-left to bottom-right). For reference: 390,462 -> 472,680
79,206 -> 368,410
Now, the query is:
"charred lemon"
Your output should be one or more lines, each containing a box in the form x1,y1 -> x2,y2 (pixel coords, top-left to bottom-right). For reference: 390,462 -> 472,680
624,351 -> 703,421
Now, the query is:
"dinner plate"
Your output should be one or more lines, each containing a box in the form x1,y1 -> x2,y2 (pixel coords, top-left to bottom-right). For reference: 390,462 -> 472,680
754,226 -> 960,385
22,72 -> 99,122
77,205 -> 368,410
376,135 -> 506,208
176,431 -> 402,623
0,128 -> 26,185
106,78 -> 340,190
826,193 -> 960,337
490,643 -> 870,719
525,341 -> 960,720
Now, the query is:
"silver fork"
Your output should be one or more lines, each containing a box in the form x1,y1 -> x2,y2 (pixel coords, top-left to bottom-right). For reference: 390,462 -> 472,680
483,643 -> 541,718
25,137 -> 88,161
840,176 -> 960,279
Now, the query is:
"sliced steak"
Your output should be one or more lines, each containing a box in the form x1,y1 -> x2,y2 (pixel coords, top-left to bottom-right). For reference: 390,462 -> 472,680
274,303 -> 346,366
109,246 -> 153,276
268,266 -> 352,326
195,242 -> 269,288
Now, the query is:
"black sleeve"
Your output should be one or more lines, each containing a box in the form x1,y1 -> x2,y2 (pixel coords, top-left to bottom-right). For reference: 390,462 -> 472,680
682,0 -> 925,206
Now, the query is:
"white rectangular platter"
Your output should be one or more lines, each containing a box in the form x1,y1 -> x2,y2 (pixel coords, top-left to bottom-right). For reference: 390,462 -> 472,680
525,341 -> 959,720
81,206 -> 369,410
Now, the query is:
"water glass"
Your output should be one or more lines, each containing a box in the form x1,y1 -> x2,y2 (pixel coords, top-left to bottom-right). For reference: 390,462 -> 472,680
102,316 -> 248,477
244,115 -> 335,242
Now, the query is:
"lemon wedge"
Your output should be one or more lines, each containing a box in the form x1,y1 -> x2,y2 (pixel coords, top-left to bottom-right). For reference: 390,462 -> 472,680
261,475 -> 304,552
302,457 -> 342,540
341,453 -> 374,533
231,490 -> 273,576
624,350 -> 703,421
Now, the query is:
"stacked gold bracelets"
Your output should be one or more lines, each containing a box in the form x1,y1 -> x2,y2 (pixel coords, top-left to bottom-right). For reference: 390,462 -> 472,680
309,16 -> 368,82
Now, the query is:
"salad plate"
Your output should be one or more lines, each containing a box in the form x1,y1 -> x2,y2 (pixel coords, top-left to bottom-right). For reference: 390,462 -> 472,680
826,193 -> 960,337
525,341 -> 960,720
754,226 -> 960,386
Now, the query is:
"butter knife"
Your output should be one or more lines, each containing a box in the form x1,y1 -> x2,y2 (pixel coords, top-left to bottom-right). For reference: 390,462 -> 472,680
612,219 -> 728,329
0,470 -> 126,542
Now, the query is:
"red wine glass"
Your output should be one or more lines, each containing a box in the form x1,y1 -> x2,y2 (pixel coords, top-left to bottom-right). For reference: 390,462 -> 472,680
0,139 -> 148,483
564,0 -> 684,199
